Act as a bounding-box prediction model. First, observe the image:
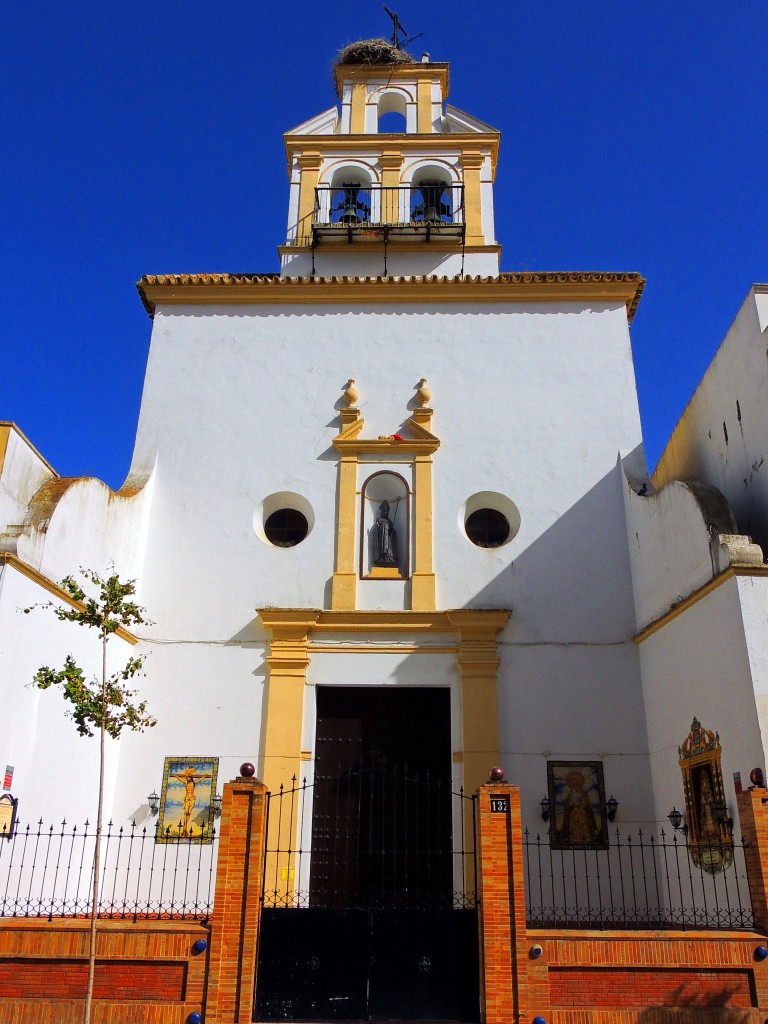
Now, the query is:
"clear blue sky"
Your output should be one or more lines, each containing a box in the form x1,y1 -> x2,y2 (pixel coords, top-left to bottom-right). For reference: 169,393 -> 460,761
3,2 -> 766,489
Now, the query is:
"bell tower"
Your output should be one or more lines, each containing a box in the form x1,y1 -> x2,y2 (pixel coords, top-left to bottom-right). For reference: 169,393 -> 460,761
279,40 -> 501,279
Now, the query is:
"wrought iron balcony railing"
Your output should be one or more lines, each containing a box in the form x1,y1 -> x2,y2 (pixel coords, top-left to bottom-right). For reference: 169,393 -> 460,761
311,184 -> 465,245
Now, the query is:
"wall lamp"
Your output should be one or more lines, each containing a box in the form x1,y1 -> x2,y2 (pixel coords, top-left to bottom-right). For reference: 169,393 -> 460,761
147,790 -> 160,816
714,800 -> 733,830
667,807 -> 687,833
540,796 -> 550,822
606,795 -> 619,822
212,794 -> 222,819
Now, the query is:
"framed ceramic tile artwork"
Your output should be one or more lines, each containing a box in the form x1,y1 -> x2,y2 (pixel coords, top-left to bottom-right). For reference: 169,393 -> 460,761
547,760 -> 608,850
157,756 -> 218,843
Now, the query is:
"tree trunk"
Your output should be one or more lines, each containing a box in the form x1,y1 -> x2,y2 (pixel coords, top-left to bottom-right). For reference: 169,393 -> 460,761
83,630 -> 107,1024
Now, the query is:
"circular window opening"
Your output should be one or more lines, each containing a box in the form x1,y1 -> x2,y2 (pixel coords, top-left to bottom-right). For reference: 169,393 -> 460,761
264,509 -> 309,548
465,508 -> 510,548
461,490 -> 520,549
255,491 -> 315,548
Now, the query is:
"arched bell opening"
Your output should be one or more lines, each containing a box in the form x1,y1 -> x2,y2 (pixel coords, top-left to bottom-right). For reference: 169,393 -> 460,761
360,471 -> 410,579
409,166 -> 456,224
329,166 -> 373,225
377,90 -> 408,134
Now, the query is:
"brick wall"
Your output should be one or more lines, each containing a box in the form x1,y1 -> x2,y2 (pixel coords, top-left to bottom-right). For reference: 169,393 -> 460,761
4,778 -> 768,1024
475,781 -> 768,1024
0,918 -> 209,1024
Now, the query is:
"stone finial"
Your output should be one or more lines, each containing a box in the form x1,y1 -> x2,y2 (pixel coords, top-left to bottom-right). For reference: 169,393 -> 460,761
342,378 -> 359,408
415,378 -> 432,407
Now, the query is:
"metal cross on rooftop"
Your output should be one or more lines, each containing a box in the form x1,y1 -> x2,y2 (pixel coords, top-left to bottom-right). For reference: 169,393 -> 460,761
383,5 -> 423,49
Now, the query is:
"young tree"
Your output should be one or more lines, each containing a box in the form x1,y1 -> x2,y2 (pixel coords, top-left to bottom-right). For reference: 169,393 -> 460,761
26,569 -> 156,1024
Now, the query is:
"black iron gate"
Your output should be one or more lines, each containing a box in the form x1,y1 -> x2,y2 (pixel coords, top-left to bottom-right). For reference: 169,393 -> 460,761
254,764 -> 479,1022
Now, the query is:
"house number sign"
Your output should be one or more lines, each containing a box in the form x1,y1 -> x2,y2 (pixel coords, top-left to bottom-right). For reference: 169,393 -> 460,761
490,795 -> 509,813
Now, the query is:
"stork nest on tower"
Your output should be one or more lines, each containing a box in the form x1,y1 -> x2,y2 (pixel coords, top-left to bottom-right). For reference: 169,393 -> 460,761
333,38 -> 415,90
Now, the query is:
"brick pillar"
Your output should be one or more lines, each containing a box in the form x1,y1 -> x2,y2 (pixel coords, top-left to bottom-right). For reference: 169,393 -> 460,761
475,781 -> 531,1024
207,773 -> 268,1024
737,786 -> 768,932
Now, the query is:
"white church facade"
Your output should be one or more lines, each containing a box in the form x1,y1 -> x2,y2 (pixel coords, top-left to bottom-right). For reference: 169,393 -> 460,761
2,37 -> 768,1024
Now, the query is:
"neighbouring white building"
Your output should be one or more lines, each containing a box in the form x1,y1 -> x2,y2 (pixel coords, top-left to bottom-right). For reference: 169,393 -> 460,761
1,39 -> 767,863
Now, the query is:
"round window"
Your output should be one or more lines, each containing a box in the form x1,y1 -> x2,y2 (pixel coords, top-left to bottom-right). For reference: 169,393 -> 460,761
255,491 -> 315,548
465,508 -> 510,548
264,509 -> 309,548
461,491 -> 520,549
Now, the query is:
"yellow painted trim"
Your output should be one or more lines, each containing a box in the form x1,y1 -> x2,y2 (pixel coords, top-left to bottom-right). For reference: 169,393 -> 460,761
366,565 -> 403,579
0,422 -> 58,477
296,152 -> 323,247
284,133 -> 501,176
330,391 -> 440,610
0,553 -> 139,645
633,565 -> 768,644
278,243 -> 502,257
334,62 -> 450,101
138,273 -> 645,321
461,151 -> 485,245
411,413 -> 437,608
257,610 -> 319,794
350,81 -> 366,134
417,78 -> 432,132
334,437 -> 440,456
380,151 -> 403,188
447,609 -> 511,794
0,425 -> 10,477
331,456 -> 358,609
308,643 -> 456,654
257,606 -> 511,795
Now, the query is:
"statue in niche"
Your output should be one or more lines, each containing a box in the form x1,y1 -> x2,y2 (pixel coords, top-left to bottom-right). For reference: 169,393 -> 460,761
374,500 -> 398,566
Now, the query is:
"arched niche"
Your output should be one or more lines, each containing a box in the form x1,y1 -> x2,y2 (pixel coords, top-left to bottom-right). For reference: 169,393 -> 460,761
360,471 -> 410,579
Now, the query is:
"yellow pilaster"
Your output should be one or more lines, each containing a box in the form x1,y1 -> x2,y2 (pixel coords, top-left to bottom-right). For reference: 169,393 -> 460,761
380,150 -> 403,188
350,81 -> 367,133
411,453 -> 436,610
461,150 -> 485,245
417,78 -> 432,133
331,450 -> 358,610
409,404 -> 437,610
258,610 -> 319,795
296,152 -> 323,241
0,424 -> 10,475
447,609 -> 511,794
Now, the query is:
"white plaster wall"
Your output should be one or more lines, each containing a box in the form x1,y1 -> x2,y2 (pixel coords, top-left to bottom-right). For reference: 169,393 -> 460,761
500,639 -> 650,834
115,297 -> 651,820
481,155 -> 499,241
653,286 -> 768,551
0,566 -> 135,823
737,574 -> 768,766
637,577 -> 763,830
1,296 -> 651,824
129,299 -> 642,624
280,251 -> 500,278
14,472 -> 154,587
623,475 -> 726,629
0,428 -> 56,541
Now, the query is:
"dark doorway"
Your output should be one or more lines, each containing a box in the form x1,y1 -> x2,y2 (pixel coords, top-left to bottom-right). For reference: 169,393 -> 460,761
310,686 -> 453,908
254,686 -> 479,1022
